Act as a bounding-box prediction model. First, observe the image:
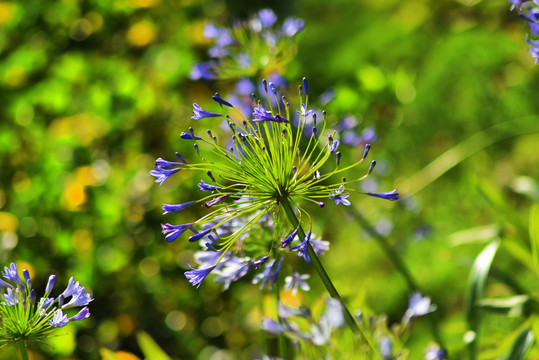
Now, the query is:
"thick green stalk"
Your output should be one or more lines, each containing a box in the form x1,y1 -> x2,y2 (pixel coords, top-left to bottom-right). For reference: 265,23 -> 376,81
280,199 -> 360,334
346,206 -> 445,349
17,341 -> 29,360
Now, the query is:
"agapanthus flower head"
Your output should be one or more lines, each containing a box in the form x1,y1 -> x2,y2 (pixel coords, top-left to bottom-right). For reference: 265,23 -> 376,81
152,79 -> 398,288
190,10 -> 304,81
261,297 -> 345,346
0,263 -> 92,346
508,0 -> 539,62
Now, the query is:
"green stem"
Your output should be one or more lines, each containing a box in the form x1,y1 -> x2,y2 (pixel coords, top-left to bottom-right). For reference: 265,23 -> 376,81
280,199 -> 360,335
17,341 -> 29,360
347,206 -> 445,349
273,274 -> 288,358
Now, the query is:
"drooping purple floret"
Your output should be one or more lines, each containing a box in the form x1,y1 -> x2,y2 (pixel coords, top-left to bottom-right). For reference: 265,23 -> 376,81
49,309 -> 69,328
291,232 -> 312,263
527,37 -> 539,63
162,201 -> 195,215
180,132 -> 202,140
155,158 -> 183,168
69,306 -> 91,321
62,286 -> 93,309
190,61 -> 217,80
189,228 -> 212,242
281,228 -> 298,249
212,93 -> 233,107
252,258 -> 282,290
253,105 -> 277,122
282,17 -> 305,37
329,186 -> 351,206
258,9 -> 277,28
161,223 -> 194,242
2,263 -> 22,286
150,167 -> 181,185
366,189 -> 400,201
185,265 -> 216,288
198,180 -> 222,192
261,318 -> 286,334
192,103 -> 222,120
236,78 -> 255,96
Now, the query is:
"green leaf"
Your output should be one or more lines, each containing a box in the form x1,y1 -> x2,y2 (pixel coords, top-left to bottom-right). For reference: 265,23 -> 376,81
530,204 -> 539,277
478,295 -> 530,317
465,239 -> 500,360
136,331 -> 171,360
499,328 -> 535,360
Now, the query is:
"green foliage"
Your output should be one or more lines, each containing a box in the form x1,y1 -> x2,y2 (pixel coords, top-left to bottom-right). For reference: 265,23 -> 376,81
1,0 -> 539,358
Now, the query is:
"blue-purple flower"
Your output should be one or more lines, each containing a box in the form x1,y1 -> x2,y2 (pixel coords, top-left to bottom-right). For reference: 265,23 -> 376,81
185,265 -> 217,288
366,189 -> 400,201
192,103 -> 223,120
0,263 -> 92,346
152,79 -> 398,289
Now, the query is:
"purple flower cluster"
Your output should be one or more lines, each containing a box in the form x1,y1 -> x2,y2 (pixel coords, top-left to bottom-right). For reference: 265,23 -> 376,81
0,263 -> 92,345
509,0 -> 539,62
190,9 -> 304,81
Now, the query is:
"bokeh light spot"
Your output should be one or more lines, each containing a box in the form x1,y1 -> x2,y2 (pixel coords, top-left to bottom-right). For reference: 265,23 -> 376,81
201,317 -> 223,337
139,257 -> 160,277
0,212 -> 18,231
165,310 -> 187,331
127,21 -> 156,47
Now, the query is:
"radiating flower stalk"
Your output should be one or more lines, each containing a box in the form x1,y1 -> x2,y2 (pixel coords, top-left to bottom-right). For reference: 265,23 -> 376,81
508,0 -> 539,62
0,263 -> 92,359
152,78 -> 399,336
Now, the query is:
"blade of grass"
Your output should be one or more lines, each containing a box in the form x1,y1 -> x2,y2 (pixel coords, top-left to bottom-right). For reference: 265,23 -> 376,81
465,239 -> 500,360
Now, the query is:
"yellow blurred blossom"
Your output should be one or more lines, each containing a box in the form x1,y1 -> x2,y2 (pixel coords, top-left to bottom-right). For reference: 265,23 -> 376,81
0,2 -> 15,25
0,212 -> 18,232
127,21 -> 156,47
48,113 -> 109,146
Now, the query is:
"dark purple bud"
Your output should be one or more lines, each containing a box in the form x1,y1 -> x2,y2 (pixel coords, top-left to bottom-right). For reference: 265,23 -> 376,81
205,194 -> 231,208
274,114 -> 289,123
205,242 -> 217,251
368,160 -> 376,174
262,79 -> 268,93
302,77 -> 309,96
254,255 -> 270,269
269,82 -> 276,94
189,229 -> 212,242
191,103 -> 222,120
212,93 -> 233,107
366,189 -> 399,201
363,144 -> 371,159
162,201 -> 195,215
180,132 -> 201,140
175,152 -> 187,163
45,275 -> 56,295
207,171 -> 216,182
194,143 -> 199,154
23,269 -> 31,289
29,289 -> 36,304
336,152 -> 341,165
161,223 -> 194,242
318,202 -> 325,207
198,180 -> 221,192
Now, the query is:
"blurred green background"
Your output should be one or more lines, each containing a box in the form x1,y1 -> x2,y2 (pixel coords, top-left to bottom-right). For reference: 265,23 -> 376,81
1,0 -> 539,358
